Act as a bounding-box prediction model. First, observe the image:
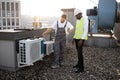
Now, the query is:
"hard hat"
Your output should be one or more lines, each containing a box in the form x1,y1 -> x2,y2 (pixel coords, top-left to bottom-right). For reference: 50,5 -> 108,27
74,9 -> 82,16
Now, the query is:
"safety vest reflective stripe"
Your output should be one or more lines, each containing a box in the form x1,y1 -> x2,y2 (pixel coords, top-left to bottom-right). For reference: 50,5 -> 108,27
74,18 -> 88,40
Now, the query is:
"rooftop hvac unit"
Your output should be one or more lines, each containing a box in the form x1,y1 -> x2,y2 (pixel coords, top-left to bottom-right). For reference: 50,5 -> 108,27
39,38 -> 46,59
44,41 -> 54,55
19,38 -> 45,65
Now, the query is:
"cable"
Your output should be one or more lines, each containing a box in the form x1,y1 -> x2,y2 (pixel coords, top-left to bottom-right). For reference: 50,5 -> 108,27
89,0 -> 98,5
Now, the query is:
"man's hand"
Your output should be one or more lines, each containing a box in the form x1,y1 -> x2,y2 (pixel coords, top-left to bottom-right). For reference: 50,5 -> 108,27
68,28 -> 74,34
42,28 -> 52,37
42,32 -> 47,37
72,39 -> 75,45
78,40 -> 83,47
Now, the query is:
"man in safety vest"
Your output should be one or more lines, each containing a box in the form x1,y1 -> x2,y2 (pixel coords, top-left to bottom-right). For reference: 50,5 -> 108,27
42,14 -> 74,69
72,9 -> 88,73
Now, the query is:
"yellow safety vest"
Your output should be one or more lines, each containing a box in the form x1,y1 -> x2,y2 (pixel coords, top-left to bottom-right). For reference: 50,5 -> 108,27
74,17 -> 88,40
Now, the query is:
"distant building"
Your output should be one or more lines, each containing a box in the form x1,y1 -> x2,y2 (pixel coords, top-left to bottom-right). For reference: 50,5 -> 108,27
32,16 -> 42,29
0,0 -> 21,30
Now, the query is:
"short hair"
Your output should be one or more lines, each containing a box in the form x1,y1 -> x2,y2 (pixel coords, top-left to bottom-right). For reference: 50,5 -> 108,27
61,14 -> 67,19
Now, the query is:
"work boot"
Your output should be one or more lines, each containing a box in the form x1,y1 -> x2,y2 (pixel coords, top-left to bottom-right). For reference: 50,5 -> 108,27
73,65 -> 79,68
74,68 -> 84,73
51,64 -> 60,69
60,62 -> 64,66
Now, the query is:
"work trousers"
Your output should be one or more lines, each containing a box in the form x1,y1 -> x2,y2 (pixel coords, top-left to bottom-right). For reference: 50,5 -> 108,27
54,38 -> 66,65
74,39 -> 85,70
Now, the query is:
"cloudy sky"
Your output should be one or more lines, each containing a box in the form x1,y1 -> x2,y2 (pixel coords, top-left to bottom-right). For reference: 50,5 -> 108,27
21,0 -> 120,17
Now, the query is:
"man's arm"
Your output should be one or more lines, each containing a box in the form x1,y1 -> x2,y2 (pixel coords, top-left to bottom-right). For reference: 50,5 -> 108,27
42,20 -> 57,37
67,22 -> 74,34
68,27 -> 74,33
42,28 -> 52,37
81,19 -> 88,39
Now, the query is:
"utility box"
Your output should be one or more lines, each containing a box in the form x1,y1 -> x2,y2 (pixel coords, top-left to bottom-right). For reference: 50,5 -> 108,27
0,29 -> 50,71
44,41 -> 54,55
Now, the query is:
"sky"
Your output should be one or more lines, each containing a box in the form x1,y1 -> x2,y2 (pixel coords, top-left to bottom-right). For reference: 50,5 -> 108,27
21,0 -> 120,17
21,0 -> 98,17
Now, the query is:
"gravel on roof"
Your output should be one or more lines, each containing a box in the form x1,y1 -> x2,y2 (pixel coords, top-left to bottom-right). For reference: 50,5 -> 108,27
0,44 -> 120,80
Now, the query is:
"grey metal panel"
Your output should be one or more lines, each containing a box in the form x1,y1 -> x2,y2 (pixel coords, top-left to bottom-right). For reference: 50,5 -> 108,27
114,23 -> 120,41
85,37 -> 117,48
0,29 -> 48,40
0,40 -> 17,68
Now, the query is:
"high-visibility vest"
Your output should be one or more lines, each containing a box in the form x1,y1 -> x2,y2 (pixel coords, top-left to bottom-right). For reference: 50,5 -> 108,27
74,17 -> 88,40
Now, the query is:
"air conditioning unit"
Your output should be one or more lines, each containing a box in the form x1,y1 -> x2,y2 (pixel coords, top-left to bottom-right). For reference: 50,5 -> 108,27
19,38 -> 45,65
44,41 -> 54,55
39,38 -> 46,59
